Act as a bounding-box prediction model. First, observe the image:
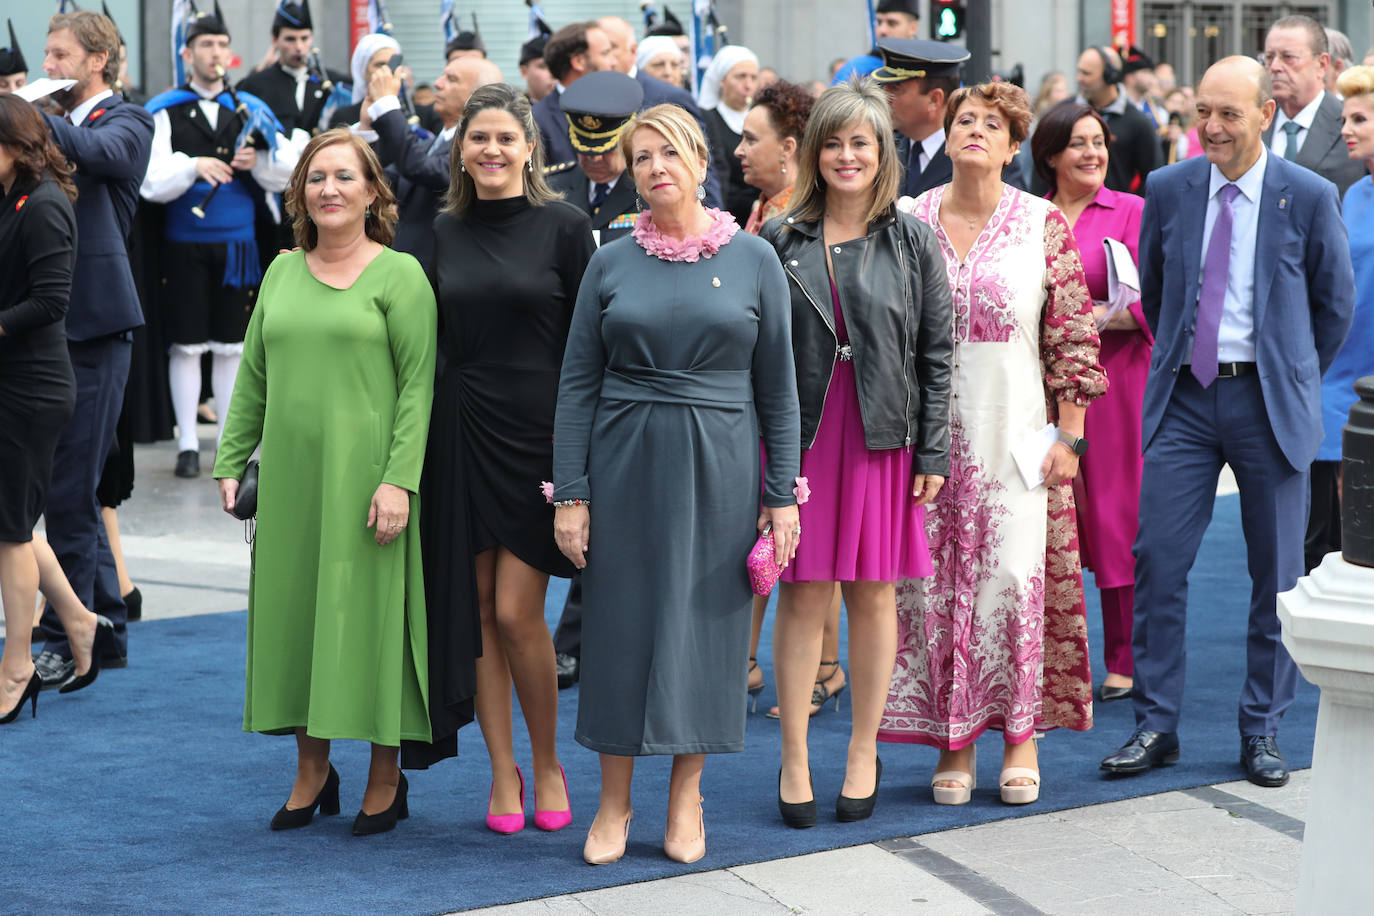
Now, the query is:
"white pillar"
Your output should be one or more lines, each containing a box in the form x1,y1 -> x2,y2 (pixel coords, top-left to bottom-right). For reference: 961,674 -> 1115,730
1277,552 -> 1374,915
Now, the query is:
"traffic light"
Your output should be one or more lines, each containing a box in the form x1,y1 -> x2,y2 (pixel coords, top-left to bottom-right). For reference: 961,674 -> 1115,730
931,0 -> 966,41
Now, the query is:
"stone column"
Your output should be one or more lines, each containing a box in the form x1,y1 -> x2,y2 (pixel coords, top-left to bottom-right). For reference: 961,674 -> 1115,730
1278,377 -> 1374,914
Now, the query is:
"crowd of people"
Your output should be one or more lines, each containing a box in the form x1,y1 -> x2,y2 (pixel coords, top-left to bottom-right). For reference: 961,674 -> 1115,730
3,0 -> 1374,871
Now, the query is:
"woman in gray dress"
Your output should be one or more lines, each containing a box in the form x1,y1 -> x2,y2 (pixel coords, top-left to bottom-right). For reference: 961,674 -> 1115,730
553,104 -> 801,866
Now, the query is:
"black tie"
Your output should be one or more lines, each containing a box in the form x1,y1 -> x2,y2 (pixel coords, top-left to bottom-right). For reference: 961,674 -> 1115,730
591,182 -> 611,212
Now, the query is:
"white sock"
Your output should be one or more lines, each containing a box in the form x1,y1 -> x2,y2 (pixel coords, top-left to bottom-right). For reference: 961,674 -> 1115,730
169,348 -> 203,452
210,351 -> 240,448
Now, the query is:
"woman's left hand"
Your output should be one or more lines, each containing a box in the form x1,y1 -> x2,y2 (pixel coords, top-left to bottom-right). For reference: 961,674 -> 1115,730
912,474 -> 945,506
1040,442 -> 1080,488
760,505 -> 801,568
368,482 -> 411,546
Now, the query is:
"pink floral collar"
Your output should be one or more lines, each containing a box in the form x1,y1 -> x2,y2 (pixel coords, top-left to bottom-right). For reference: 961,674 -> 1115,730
632,207 -> 739,263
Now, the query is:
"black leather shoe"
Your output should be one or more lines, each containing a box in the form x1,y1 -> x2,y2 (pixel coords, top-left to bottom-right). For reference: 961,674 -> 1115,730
836,756 -> 882,822
175,450 -> 200,478
1100,729 -> 1180,775
59,616 -> 115,694
33,651 -> 75,691
354,772 -> 409,836
272,764 -> 341,830
1094,682 -> 1132,703
555,653 -> 579,690
123,587 -> 143,622
1241,736 -> 1289,787
778,769 -> 817,829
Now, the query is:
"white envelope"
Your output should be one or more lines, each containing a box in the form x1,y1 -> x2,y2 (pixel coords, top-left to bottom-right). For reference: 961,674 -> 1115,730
1011,423 -> 1059,490
14,78 -> 77,103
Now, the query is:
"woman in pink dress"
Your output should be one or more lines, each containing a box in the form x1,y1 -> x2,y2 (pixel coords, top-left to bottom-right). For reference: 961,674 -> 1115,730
1031,103 -> 1150,704
759,79 -> 953,827
881,83 -> 1106,806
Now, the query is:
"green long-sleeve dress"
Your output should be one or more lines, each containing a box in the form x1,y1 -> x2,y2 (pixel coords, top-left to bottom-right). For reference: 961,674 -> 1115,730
213,247 -> 436,745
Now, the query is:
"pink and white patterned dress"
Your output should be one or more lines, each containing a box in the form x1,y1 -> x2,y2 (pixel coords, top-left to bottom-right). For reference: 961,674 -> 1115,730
879,185 -> 1106,750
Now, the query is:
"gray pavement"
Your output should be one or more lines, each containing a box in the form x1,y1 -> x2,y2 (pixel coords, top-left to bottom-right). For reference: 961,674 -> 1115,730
20,436 -> 1304,915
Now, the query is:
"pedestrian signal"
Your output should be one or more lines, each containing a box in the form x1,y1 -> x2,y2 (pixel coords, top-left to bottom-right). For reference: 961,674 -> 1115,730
931,1 -> 966,41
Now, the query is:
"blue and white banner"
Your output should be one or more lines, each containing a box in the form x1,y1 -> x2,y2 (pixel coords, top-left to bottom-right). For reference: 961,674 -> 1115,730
440,0 -> 458,44
171,0 -> 193,86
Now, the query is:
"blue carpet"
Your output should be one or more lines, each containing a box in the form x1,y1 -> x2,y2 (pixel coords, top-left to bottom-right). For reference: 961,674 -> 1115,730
1,494 -> 1316,915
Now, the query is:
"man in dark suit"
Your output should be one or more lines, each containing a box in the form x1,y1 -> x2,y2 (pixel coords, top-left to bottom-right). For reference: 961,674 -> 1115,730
1261,15 -> 1367,575
235,1 -> 341,150
535,19 -> 722,207
1262,16 -> 1366,198
1100,57 -> 1353,787
1073,44 -> 1162,194
872,39 -> 964,198
542,70 -> 644,688
362,55 -> 500,276
33,9 -> 154,685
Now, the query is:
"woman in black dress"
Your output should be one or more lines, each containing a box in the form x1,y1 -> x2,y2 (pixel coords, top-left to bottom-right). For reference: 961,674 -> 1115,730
0,93 -> 111,722
424,84 -> 595,832
700,45 -> 761,226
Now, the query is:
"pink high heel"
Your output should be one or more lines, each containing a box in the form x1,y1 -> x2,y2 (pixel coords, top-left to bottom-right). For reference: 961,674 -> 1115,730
485,765 -> 525,834
533,764 -> 573,832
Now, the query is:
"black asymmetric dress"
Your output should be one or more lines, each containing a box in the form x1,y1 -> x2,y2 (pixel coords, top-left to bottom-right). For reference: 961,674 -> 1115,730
0,176 -> 77,542
417,196 -> 595,764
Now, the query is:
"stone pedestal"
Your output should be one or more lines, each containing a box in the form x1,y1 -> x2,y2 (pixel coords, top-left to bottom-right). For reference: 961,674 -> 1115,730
1277,553 -> 1374,914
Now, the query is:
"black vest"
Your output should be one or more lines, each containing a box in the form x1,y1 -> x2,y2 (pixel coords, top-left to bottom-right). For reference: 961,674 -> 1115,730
166,96 -> 243,161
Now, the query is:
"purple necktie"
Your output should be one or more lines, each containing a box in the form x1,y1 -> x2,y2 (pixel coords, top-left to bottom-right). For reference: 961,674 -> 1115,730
1191,183 -> 1241,387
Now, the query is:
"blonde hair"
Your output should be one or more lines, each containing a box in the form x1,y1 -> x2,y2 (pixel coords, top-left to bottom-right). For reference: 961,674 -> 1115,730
443,83 -> 562,217
285,129 -> 398,251
1337,63 -> 1374,99
619,103 -> 711,188
786,77 -> 900,227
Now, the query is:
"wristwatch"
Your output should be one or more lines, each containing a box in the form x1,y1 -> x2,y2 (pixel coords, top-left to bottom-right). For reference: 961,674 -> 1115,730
1058,431 -> 1089,456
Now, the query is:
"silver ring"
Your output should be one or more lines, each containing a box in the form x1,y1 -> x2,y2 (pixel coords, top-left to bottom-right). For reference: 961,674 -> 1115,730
792,527 -> 802,536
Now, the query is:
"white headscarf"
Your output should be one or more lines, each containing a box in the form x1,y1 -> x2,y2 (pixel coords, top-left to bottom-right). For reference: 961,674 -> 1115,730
635,36 -> 681,75
697,45 -> 759,113
350,34 -> 402,103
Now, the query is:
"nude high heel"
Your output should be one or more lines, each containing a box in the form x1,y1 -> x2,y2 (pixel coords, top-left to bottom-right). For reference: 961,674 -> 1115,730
583,810 -> 633,865
664,797 -> 705,864
931,745 -> 977,805
1000,739 -> 1040,805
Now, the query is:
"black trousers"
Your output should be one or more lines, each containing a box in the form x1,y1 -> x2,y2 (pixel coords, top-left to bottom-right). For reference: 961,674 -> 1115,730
553,573 -> 582,658
1304,459 -> 1341,574
39,336 -> 132,658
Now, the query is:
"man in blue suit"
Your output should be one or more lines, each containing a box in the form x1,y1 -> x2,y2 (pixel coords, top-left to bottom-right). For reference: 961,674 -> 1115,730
33,9 -> 154,685
1100,56 -> 1354,786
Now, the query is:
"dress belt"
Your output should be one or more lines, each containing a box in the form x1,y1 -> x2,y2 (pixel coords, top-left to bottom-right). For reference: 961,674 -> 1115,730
599,367 -> 753,405
1184,361 -> 1257,378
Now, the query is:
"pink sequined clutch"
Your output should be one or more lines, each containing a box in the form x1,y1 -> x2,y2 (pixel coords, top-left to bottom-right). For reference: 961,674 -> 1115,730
748,525 -> 782,596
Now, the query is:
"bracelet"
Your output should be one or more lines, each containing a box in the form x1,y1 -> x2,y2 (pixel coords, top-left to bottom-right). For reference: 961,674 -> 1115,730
553,498 -> 589,508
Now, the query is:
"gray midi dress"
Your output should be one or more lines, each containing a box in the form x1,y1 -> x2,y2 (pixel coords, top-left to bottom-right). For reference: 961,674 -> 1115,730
553,226 -> 800,755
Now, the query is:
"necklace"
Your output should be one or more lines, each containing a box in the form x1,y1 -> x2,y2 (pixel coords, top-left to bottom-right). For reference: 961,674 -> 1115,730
942,206 -> 987,232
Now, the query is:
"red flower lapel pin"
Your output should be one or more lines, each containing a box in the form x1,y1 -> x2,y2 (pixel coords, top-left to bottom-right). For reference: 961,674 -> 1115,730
89,108 -> 107,121
15,196 -> 27,212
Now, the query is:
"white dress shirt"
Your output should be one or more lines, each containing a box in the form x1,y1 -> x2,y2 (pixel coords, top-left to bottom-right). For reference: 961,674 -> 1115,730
915,128 -> 945,173
1270,90 -> 1325,159
1198,148 -> 1268,362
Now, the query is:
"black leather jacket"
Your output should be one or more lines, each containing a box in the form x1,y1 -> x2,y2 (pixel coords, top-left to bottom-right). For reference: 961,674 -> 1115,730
759,210 -> 953,477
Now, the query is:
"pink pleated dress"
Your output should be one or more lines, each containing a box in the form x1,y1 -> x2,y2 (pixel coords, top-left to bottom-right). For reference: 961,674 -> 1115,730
782,279 -> 932,583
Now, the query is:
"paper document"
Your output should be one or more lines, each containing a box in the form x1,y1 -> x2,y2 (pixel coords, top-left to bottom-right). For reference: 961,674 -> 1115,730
1011,423 -> 1059,490
14,78 -> 77,103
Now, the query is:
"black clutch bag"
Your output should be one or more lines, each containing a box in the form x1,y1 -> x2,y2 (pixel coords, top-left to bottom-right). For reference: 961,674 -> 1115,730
232,459 -> 259,521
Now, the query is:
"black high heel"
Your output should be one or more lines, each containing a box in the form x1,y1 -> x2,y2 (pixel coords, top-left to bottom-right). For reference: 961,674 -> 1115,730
353,771 -> 409,836
59,616 -> 115,695
747,657 -> 765,713
0,671 -> 42,724
270,764 -> 341,830
778,768 -> 817,829
836,756 -> 883,822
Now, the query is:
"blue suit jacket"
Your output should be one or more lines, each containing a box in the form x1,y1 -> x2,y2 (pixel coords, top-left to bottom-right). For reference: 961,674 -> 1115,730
43,94 -> 154,341
1138,153 -> 1355,470
533,72 -> 723,208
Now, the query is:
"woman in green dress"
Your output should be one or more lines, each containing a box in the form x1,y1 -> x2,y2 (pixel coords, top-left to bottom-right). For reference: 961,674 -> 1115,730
214,130 -> 437,836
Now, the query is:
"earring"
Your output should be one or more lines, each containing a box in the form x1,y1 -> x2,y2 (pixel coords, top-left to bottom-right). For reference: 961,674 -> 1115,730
365,209 -> 371,218
780,159 -> 787,175
635,193 -> 644,213
695,182 -> 706,201
459,159 -> 466,173
526,159 -> 533,172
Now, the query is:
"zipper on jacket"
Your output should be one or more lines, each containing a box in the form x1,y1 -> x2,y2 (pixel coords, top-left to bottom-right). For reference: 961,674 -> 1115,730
898,233 -> 914,446
784,261 -> 838,447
